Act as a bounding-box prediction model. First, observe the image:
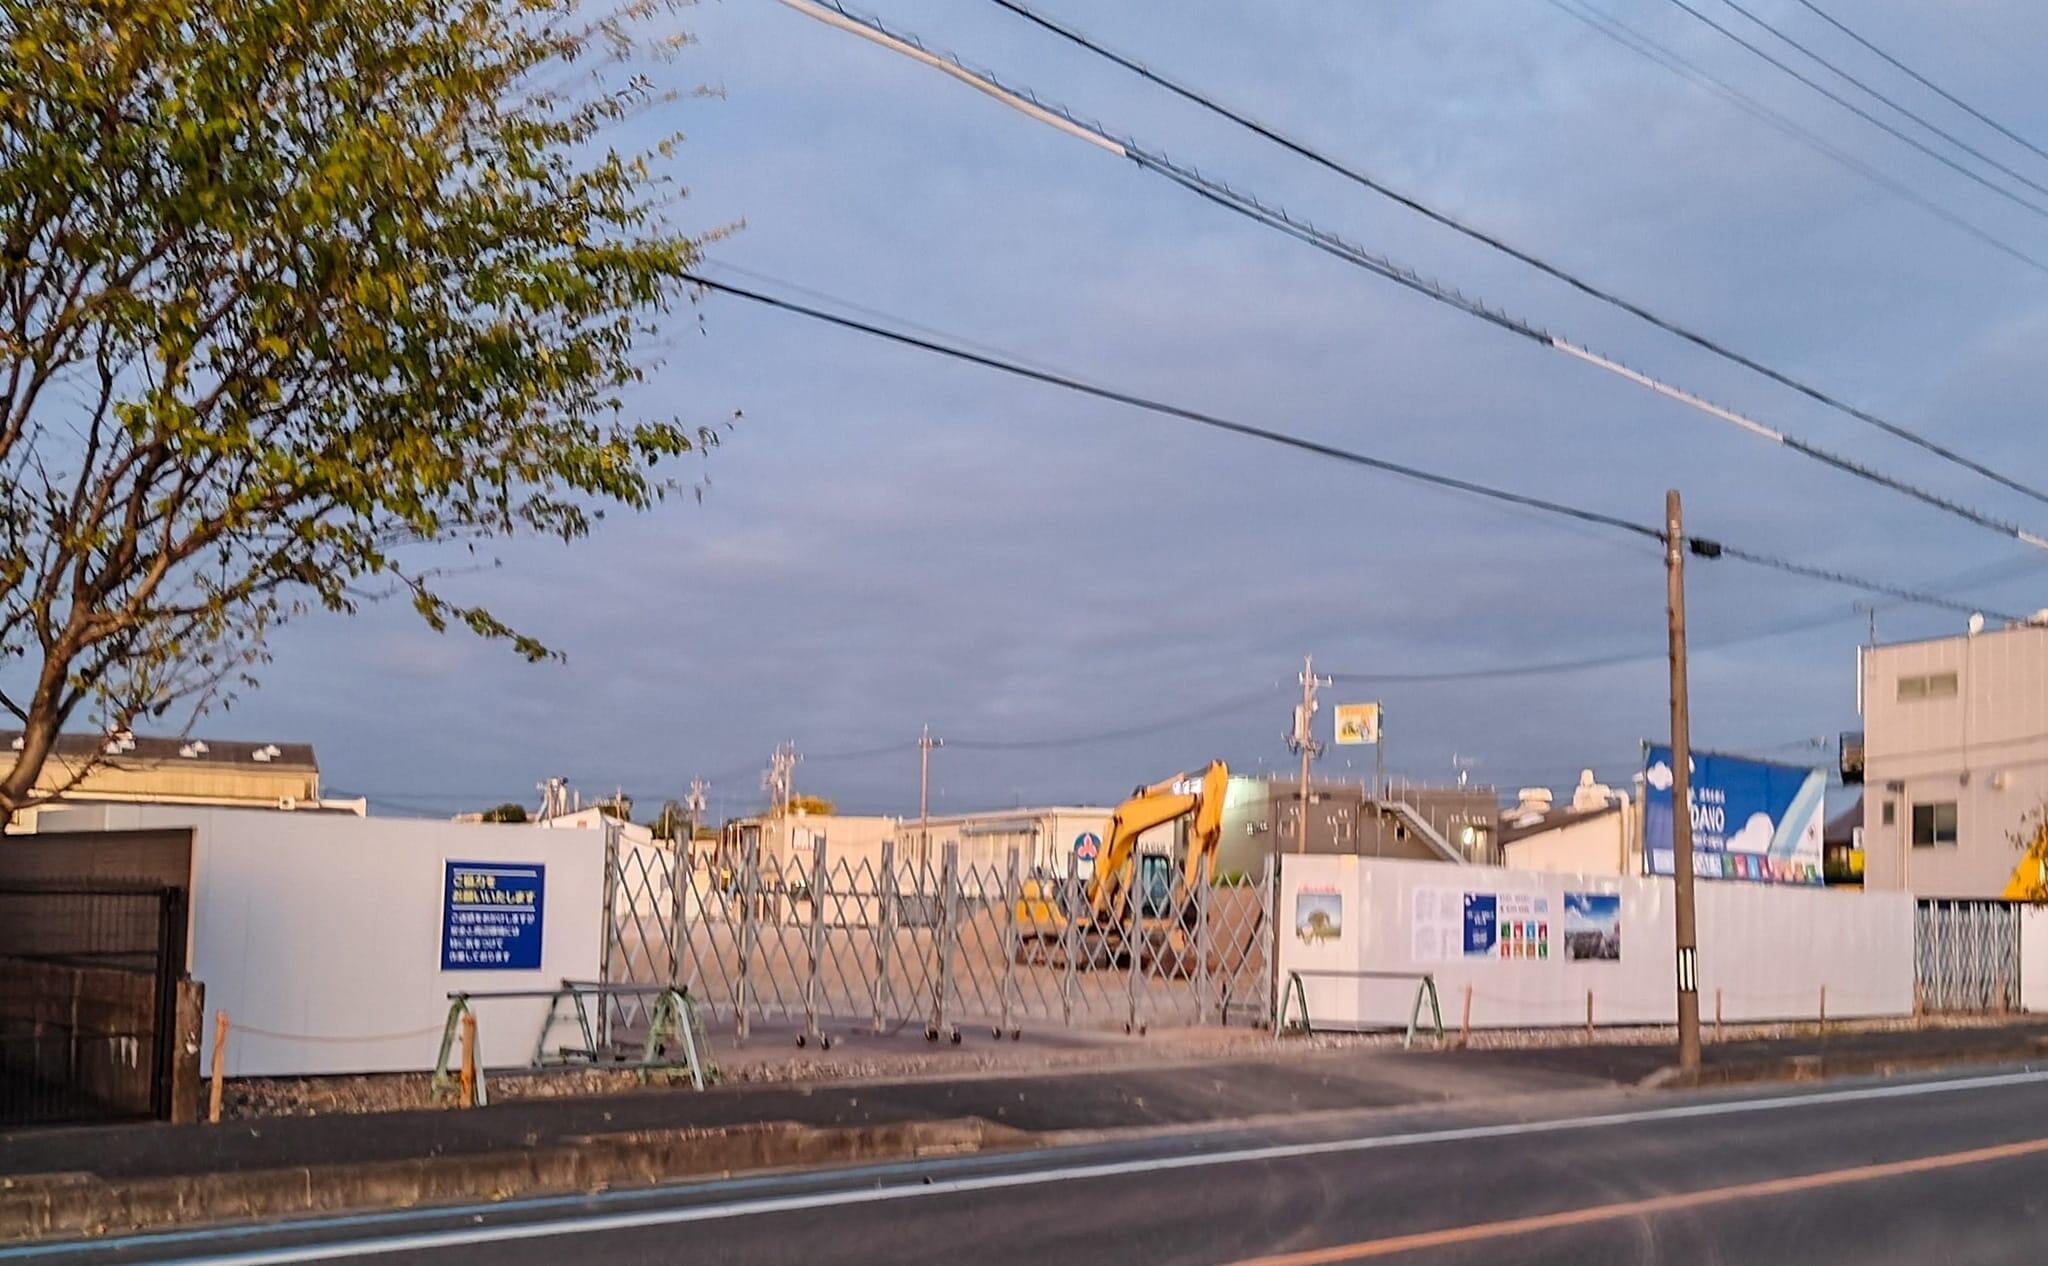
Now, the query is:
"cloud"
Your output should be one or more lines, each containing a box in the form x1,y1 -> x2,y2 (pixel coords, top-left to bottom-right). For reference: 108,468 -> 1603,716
192,0 -> 2048,818
1728,812 -> 1776,856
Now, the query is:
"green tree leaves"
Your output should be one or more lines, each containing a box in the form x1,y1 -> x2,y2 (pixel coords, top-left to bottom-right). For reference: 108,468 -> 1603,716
0,0 -> 713,818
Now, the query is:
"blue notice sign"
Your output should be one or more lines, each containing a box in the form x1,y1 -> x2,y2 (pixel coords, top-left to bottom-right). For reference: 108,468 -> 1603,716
1462,893 -> 1498,959
442,861 -> 545,970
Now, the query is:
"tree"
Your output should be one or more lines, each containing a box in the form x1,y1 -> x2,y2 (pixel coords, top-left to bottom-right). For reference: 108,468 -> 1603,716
784,793 -> 834,816
2012,805 -> 2048,901
480,802 -> 528,824
649,797 -> 687,841
0,0 -> 715,823
591,792 -> 632,822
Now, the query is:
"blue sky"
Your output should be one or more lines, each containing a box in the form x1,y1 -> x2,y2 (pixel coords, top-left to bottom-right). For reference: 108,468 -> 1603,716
228,0 -> 2048,821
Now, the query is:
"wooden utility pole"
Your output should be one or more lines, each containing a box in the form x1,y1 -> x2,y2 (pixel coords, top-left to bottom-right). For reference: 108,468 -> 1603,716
1666,490 -> 1702,1073
917,725 -> 942,868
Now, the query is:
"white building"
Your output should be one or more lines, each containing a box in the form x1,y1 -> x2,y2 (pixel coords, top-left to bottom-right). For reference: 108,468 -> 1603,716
1858,618 -> 2048,897
908,806 -> 1114,876
1499,772 -> 1641,876
536,804 -> 656,850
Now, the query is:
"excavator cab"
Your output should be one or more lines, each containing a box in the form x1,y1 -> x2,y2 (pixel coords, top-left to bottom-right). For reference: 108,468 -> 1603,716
1134,852 -> 1175,921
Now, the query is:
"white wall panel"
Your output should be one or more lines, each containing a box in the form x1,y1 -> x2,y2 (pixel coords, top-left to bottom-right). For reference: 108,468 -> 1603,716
67,805 -> 605,1075
1278,856 -> 1911,1030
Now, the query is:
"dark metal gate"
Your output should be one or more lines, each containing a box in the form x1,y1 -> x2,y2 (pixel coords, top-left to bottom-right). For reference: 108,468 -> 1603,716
0,885 -> 186,1126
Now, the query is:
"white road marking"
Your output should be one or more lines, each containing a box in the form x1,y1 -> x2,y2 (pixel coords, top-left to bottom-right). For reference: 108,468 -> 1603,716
94,1068 -> 2048,1264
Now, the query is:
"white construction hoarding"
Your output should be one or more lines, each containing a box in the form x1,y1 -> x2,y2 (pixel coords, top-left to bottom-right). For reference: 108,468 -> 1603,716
1280,855 -> 1912,1031
36,804 -> 605,1075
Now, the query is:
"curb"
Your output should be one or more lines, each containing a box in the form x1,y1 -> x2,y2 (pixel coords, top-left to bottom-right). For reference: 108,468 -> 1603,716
0,1117 -> 1028,1243
1639,1036 -> 2048,1090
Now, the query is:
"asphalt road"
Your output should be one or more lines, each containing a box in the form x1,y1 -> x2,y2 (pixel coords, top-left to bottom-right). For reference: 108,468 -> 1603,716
17,1064 -> 2048,1265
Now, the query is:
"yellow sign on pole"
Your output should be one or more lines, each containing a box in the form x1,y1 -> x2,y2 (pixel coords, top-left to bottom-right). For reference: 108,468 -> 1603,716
1334,702 -> 1381,746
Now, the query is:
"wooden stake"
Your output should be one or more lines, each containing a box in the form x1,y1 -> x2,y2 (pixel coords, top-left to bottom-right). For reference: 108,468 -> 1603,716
1584,990 -> 1594,1044
1996,973 -> 2010,1017
207,1011 -> 229,1125
1714,988 -> 1723,1042
1819,984 -> 1828,1033
459,1012 -> 478,1109
1459,984 -> 1472,1049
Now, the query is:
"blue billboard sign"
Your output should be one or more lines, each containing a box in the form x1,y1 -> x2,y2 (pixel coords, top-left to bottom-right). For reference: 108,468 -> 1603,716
1643,746 -> 1826,885
441,861 -> 545,970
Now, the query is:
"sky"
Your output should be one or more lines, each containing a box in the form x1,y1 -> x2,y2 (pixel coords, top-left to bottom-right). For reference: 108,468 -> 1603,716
218,0 -> 2048,822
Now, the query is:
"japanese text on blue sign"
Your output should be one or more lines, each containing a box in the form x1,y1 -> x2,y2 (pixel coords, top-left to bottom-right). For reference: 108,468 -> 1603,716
441,861 -> 545,970
1643,745 -> 1826,885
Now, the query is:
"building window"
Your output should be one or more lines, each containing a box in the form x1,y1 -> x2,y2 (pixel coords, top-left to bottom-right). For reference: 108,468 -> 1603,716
1911,802 -> 1958,847
1897,672 -> 1959,702
1881,800 -> 1896,827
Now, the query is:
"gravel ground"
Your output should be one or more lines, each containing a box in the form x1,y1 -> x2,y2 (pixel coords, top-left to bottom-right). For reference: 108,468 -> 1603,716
216,1011 -> 2030,1119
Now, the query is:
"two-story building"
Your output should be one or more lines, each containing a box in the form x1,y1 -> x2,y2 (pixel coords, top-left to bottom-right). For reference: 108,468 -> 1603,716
1857,618 -> 2048,897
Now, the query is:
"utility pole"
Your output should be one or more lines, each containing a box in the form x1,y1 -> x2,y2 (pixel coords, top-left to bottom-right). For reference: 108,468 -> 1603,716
764,743 -> 798,816
917,725 -> 942,868
1287,655 -> 1328,854
1666,490 -> 1702,1074
686,778 -> 707,855
1375,706 -> 1387,801
535,777 -> 571,822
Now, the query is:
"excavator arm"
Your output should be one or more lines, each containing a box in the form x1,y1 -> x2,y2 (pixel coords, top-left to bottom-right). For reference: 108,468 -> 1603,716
1088,760 -> 1231,920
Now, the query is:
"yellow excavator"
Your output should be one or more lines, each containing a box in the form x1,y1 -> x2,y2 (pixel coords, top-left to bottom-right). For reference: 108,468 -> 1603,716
1013,760 -> 1230,971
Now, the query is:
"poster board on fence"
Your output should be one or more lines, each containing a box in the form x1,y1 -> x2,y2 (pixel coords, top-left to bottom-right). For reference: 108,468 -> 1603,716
1277,855 -> 1910,1032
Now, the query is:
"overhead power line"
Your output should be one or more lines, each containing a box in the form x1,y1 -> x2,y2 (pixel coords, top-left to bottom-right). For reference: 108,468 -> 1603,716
1711,0 -> 2048,205
983,0 -> 2048,507
1545,0 -> 2048,279
684,270 -> 2021,624
803,740 -> 921,763
688,273 -> 1656,540
774,0 -> 2048,554
1332,551 -> 2048,684
1659,0 -> 2048,221
1789,0 -> 2048,169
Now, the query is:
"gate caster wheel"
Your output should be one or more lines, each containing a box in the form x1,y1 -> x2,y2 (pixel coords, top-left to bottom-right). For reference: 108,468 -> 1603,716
925,1026 -> 940,1042
821,1035 -> 835,1050
992,1026 -> 1002,1040
1010,1029 -> 1022,1041
949,1029 -> 962,1045
796,1034 -> 807,1048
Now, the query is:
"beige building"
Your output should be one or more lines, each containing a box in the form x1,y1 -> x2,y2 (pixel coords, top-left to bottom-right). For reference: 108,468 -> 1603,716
1858,619 -> 2048,897
720,811 -> 900,873
1,728 -> 354,832
1500,772 -> 1642,875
